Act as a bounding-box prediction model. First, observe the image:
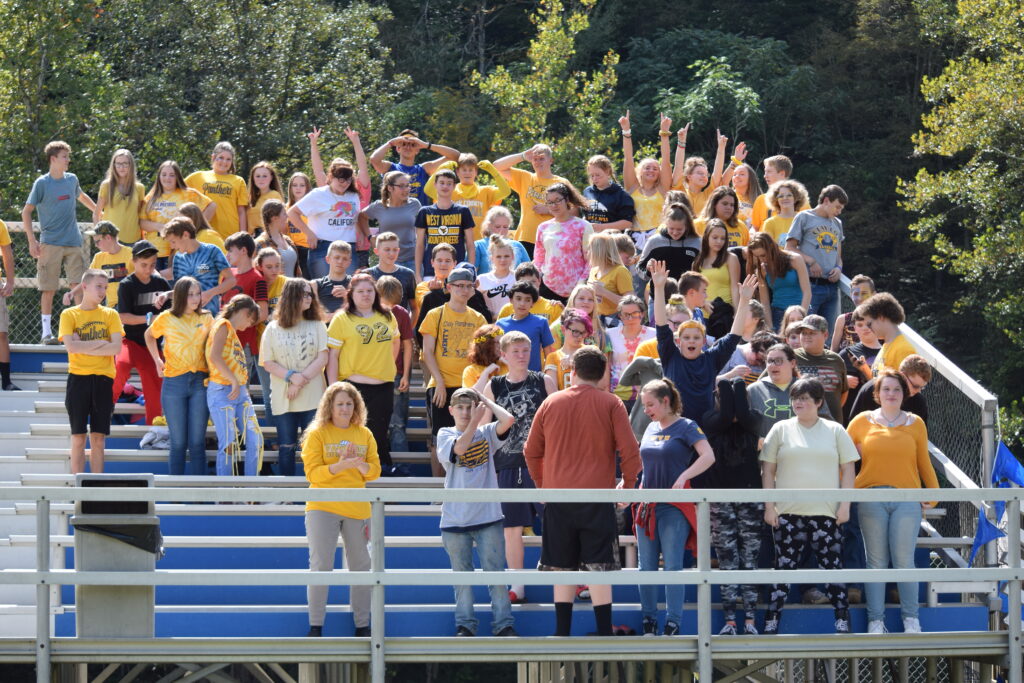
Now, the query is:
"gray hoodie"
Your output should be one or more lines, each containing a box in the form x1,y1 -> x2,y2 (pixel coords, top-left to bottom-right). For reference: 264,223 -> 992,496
747,376 -> 832,437
619,356 -> 663,441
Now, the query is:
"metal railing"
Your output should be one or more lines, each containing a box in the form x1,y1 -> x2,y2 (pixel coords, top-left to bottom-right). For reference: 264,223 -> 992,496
0,485 -> 1021,683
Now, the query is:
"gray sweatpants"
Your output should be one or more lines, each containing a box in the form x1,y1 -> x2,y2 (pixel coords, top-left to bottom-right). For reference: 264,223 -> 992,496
305,509 -> 371,627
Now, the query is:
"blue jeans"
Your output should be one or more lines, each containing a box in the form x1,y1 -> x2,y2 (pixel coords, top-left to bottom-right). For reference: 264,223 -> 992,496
274,409 -> 315,477
809,282 -> 840,336
771,306 -> 787,333
858,494 -> 922,621
389,380 -> 410,454
161,372 -> 209,476
842,501 -> 866,595
307,241 -> 329,280
637,503 -> 690,625
441,521 -> 514,635
397,258 -> 416,272
207,382 -> 263,476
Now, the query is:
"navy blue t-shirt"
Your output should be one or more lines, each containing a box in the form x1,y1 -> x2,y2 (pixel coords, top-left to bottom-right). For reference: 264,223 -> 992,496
367,264 -> 416,310
415,204 -> 474,276
640,418 -> 707,489
582,182 -> 636,227
496,313 -> 554,372
387,161 -> 430,205
657,324 -> 741,425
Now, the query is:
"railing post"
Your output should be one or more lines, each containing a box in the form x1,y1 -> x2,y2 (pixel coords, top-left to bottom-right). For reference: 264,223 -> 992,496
982,401 -> 999,567
696,500 -> 711,682
369,499 -> 386,683
36,498 -> 51,683
1007,497 -> 1021,683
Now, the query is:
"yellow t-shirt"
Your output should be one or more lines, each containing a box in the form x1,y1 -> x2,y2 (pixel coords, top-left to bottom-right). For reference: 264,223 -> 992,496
266,274 -> 287,317
204,318 -> 247,386
752,194 -> 810,231
197,228 -> 226,252
415,280 -> 440,308
507,168 -> 568,244
672,182 -> 713,218
0,220 -> 13,278
327,310 -> 398,383
143,188 -> 214,257
98,180 -> 146,243
303,423 -> 381,519
90,245 -> 135,307
462,361 -> 508,389
498,298 -> 564,324
873,333 -> 916,376
695,218 -> 748,247
544,349 -> 573,391
287,209 -> 309,249
761,215 -> 795,246
634,337 -> 659,359
185,171 -> 248,238
149,311 -> 213,377
589,265 -> 634,317
424,160 -> 512,227
58,305 -> 125,378
703,262 -> 733,304
631,189 -> 664,233
247,189 -> 284,234
418,304 -> 486,388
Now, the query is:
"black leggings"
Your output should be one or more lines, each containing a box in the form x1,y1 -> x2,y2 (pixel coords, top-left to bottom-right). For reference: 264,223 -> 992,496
349,381 -> 395,469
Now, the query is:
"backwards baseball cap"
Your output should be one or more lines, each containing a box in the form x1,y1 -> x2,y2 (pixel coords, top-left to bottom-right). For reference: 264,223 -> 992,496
447,262 -> 477,285
131,240 -> 159,258
792,314 -> 828,334
85,220 -> 119,237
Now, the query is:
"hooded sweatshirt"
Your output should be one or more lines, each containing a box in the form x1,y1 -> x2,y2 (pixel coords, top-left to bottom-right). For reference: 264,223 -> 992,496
637,231 -> 702,281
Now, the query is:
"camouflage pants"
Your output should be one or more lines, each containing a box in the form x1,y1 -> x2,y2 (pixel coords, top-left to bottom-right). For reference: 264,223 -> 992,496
710,502 -> 764,621
769,514 -> 847,613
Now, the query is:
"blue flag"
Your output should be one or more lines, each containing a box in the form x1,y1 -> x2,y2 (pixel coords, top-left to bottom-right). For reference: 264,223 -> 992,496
991,442 -> 1024,523
969,507 -> 1005,566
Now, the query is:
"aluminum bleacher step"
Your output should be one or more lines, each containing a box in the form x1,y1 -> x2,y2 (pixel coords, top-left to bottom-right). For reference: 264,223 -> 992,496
14,502 -> 441,517
28,423 -> 433,441
24,448 -> 432,465
32,400 -> 427,419
34,379 -> 429,399
18,473 -> 443,489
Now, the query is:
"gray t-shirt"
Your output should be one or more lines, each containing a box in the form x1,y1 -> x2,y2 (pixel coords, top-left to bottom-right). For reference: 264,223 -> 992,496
787,209 -> 844,275
26,173 -> 83,247
437,421 -> 506,531
362,198 -> 421,263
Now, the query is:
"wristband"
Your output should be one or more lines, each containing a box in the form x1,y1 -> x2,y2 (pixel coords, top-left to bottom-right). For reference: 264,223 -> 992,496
658,131 -> 671,137
426,142 -> 433,151
285,370 -> 297,383
676,142 -> 686,149
146,312 -> 153,326
521,152 -> 527,161
621,129 -> 631,136
730,155 -> 742,166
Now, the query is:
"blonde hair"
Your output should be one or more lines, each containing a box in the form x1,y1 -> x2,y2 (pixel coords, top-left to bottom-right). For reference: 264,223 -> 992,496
587,154 -> 615,179
566,283 -> 608,350
488,234 -> 514,257
305,382 -> 367,439
766,179 -> 810,213
480,206 -> 514,238
102,148 -> 138,204
781,305 -> 807,330
587,232 -> 624,270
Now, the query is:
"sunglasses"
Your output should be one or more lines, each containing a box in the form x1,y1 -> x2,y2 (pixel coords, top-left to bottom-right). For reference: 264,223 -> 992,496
331,167 -> 354,180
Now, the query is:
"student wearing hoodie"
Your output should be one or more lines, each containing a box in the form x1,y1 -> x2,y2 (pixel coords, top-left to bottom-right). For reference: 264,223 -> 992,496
581,156 -> 635,232
637,203 -> 702,282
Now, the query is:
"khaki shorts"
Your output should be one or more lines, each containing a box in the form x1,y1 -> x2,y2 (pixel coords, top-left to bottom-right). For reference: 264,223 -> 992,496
0,295 -> 8,333
37,244 -> 86,292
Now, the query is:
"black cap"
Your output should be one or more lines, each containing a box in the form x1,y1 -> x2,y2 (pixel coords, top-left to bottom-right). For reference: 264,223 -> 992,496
132,240 -> 159,258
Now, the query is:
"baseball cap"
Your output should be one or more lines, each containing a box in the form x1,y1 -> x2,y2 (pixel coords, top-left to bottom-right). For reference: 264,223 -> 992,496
447,262 -> 477,285
131,240 -> 159,258
792,314 -> 828,334
85,220 -> 119,237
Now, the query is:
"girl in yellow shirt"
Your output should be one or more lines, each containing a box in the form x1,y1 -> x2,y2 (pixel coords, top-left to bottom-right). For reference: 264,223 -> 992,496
462,324 -> 507,388
696,186 -> 749,248
619,111 -> 673,241
141,161 -> 215,266
247,161 -> 284,235
544,309 -> 592,391
588,232 -> 634,320
302,381 -> 381,637
286,172 -> 314,277
695,219 -> 740,307
145,276 -> 214,475
205,295 -> 262,476
94,148 -> 146,243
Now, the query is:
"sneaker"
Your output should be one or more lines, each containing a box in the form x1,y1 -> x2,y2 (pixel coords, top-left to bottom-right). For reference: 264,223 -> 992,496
847,587 -> 863,604
576,585 -> 590,601
508,589 -> 526,604
663,621 -> 680,636
763,611 -> 780,635
834,609 -> 851,634
743,621 -> 759,636
353,626 -> 371,637
455,625 -> 475,637
867,620 -> 887,634
2,382 -> 20,391
802,587 -> 829,604
642,617 -> 658,637
718,622 -> 737,636
41,334 -> 61,346
306,626 -> 323,637
495,625 -> 518,637
902,617 -> 922,634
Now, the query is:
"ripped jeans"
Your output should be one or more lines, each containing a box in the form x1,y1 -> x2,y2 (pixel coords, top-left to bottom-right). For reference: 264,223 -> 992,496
274,409 -> 316,476
207,382 -> 264,476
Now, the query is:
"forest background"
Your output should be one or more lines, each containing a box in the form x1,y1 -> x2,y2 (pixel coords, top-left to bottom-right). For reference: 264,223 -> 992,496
0,0 -> 1020,448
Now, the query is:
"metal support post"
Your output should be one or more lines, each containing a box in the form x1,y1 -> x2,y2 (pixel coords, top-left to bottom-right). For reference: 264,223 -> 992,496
36,499 -> 51,683
696,501 -> 712,682
982,403 -> 998,567
1007,498 -> 1021,683
369,499 -> 386,683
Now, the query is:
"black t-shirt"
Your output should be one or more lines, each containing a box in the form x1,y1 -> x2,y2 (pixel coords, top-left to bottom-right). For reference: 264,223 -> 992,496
490,371 -> 549,470
368,264 -> 416,310
315,274 -> 351,314
840,343 -> 882,423
582,182 -> 636,226
415,204 -> 474,275
116,274 -> 171,346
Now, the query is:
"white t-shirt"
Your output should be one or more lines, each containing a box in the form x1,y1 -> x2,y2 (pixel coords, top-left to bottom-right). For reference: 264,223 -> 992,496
294,186 -> 360,243
258,319 -> 329,415
477,271 -> 516,318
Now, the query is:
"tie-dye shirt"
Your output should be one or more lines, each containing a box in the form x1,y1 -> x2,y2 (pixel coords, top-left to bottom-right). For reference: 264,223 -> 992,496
148,311 -> 213,377
204,318 -> 247,386
533,216 -> 593,298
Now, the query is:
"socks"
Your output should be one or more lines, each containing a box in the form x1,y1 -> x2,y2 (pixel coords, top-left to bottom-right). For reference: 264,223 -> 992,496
593,603 -> 613,636
510,584 -> 526,600
0,362 -> 10,386
41,314 -> 52,338
554,602 -> 573,636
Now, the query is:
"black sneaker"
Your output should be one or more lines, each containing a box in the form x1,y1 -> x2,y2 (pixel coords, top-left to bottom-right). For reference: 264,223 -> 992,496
642,617 -> 658,636
455,625 -> 475,637
306,625 -> 323,637
354,626 -> 371,637
834,609 -> 851,634
763,611 -> 780,635
2,382 -> 20,391
663,621 -> 680,636
495,625 -> 518,637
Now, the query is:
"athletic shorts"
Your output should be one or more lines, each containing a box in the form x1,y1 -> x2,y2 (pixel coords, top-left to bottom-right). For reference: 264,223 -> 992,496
539,502 -> 620,572
497,466 -> 543,528
65,374 -> 115,435
37,244 -> 86,292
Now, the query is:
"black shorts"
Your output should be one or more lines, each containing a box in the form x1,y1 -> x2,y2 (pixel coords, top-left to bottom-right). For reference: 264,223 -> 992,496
497,466 -> 543,528
426,386 -> 458,441
539,502 -> 620,571
65,374 -> 115,435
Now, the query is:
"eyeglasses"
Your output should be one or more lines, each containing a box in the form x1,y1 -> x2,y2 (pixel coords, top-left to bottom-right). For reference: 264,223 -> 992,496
667,318 -> 688,328
331,167 -> 354,180
566,327 -> 587,337
766,357 -> 787,366
448,282 -> 474,290
619,311 -> 643,320
907,378 -> 928,392
545,197 -> 566,207
302,291 -> 313,299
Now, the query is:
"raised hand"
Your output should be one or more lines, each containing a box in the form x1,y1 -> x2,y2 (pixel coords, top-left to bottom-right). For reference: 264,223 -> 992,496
344,127 -> 360,143
660,112 -> 672,133
717,128 -> 729,149
649,259 -> 669,288
618,110 -> 631,131
734,141 -> 748,162
676,123 -> 690,143
738,274 -> 758,300
308,127 -> 322,143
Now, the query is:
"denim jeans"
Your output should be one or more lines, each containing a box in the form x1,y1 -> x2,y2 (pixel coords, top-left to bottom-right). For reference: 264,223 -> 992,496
274,409 -> 316,477
809,282 -> 840,336
207,382 -> 263,476
637,503 -> 690,625
307,241 -> 330,280
389,379 -> 410,454
771,306 -> 787,333
858,494 -> 922,621
161,372 -> 209,476
842,501 -> 866,596
441,521 -> 514,635
397,258 -> 416,272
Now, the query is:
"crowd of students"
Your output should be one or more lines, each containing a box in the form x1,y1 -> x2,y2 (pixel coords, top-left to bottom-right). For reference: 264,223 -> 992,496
11,125 -> 938,638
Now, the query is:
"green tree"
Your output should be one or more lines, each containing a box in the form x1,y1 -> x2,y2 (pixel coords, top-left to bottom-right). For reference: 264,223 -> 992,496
656,57 -> 762,144
472,0 -> 619,184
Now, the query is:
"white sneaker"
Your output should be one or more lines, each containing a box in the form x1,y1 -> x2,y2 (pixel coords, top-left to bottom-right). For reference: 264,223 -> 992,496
867,620 -> 887,634
902,617 -> 922,633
